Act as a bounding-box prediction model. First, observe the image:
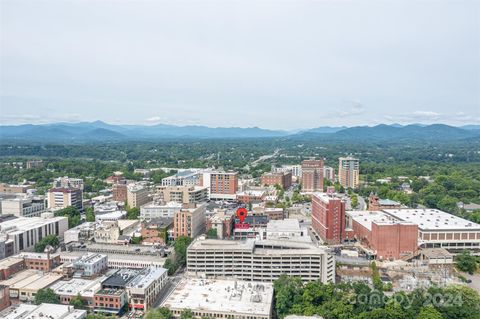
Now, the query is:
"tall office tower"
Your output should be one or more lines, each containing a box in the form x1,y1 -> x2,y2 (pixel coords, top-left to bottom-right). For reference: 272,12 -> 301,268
301,159 -> 324,192
338,156 -> 360,189
311,192 -> 346,244
47,187 -> 83,210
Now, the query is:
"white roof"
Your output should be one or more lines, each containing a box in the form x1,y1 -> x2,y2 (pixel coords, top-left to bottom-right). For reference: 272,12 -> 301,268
0,303 -> 86,319
0,216 -> 67,235
50,277 -> 105,297
347,210 -> 412,231
127,267 -> 167,288
267,219 -> 301,233
162,278 -> 273,316
383,208 -> 480,231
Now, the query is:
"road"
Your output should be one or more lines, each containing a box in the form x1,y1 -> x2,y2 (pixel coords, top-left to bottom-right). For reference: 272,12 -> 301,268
152,270 -> 185,308
251,148 -> 280,166
357,196 -> 367,210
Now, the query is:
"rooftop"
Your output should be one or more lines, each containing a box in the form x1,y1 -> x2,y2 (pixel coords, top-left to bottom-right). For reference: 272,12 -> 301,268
161,278 -> 273,316
0,303 -> 86,319
383,208 -> 480,231
50,277 -> 105,297
0,216 -> 67,235
266,219 -> 301,233
126,267 -> 167,289
74,253 -> 106,265
347,210 -> 414,231
0,270 -> 63,291
103,268 -> 141,288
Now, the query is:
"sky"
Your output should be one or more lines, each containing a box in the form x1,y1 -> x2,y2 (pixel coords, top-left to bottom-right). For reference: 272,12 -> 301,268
1,0 -> 479,130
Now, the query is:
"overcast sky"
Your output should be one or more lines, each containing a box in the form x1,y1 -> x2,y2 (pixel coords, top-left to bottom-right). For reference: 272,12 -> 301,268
1,0 -> 479,130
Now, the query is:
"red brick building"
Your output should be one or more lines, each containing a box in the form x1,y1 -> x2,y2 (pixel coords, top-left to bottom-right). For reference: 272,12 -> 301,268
301,159 -> 324,192
94,289 -> 127,315
236,190 -> 265,204
368,193 -> 402,211
261,171 -> 292,189
112,183 -> 128,202
0,258 -> 25,281
21,252 -> 61,272
0,285 -> 10,311
311,193 -> 346,244
347,211 -> 418,260
207,172 -> 238,200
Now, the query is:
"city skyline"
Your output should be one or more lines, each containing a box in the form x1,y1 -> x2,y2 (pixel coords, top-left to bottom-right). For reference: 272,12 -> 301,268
1,0 -> 479,130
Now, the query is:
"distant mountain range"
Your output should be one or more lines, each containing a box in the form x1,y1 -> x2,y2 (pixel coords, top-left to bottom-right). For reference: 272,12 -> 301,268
0,121 -> 479,143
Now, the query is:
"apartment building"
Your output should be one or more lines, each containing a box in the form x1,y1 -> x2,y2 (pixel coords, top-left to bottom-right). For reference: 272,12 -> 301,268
202,171 -> 238,201
311,192 -> 346,244
323,166 -> 335,182
301,159 -> 324,192
127,184 -> 150,208
187,237 -> 335,283
26,160 -> 44,169
47,187 -> 83,210
155,185 -> 208,204
173,204 -> 206,239
261,171 -> 292,189
52,176 -> 84,190
338,156 -> 360,189
112,183 -> 128,202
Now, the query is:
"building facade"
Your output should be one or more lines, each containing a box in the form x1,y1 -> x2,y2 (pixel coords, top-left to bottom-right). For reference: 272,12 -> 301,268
203,171 -> 238,201
311,193 -> 346,244
173,204 -> 206,239
301,159 -> 324,192
112,184 -> 128,202
127,185 -> 150,209
47,187 -> 83,210
187,237 -> 335,283
261,171 -> 292,189
338,156 -> 360,189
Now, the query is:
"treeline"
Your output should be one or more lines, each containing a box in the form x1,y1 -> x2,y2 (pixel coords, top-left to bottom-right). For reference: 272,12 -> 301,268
274,275 -> 480,319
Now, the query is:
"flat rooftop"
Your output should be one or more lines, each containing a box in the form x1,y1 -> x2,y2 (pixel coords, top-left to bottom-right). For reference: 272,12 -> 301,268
0,303 -> 86,319
50,277 -> 105,297
162,278 -> 273,316
74,253 -> 106,265
383,209 -> 480,231
347,210 -> 413,231
17,252 -> 60,260
61,251 -> 167,266
267,219 -> 301,233
0,257 -> 23,269
0,269 -> 63,291
0,216 -> 67,235
127,267 -> 167,289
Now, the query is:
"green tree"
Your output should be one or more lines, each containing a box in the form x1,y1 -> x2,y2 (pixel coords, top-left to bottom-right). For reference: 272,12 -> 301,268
126,207 -> 140,219
131,236 -> 142,244
85,207 -> 95,222
69,294 -> 85,309
35,288 -> 60,305
174,236 -> 193,267
145,307 -> 172,319
34,235 -> 59,253
456,250 -> 478,274
206,228 -> 217,239
417,305 -> 442,319
180,309 -> 194,319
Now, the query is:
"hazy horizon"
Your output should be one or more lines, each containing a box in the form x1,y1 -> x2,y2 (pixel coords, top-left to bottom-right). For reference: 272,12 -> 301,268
1,0 -> 479,129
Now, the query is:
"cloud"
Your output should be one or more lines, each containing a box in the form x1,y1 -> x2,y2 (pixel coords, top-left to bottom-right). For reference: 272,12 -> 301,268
337,100 -> 365,117
384,110 -> 480,125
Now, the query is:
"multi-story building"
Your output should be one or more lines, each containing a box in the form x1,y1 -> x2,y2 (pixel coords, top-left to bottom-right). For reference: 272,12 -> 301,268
1,196 -> 45,217
0,285 -> 9,311
50,277 -> 105,308
140,201 -> 181,219
64,222 -> 96,244
261,171 -> 292,189
0,215 -> 68,254
368,194 -> 402,211
127,184 -> 150,209
52,176 -> 84,190
236,190 -> 265,204
187,237 -> 335,283
0,257 -> 25,280
73,253 -> 108,277
383,208 -> 480,251
311,192 -> 346,244
0,303 -> 87,319
26,160 -> 44,169
155,185 -> 208,204
202,171 -> 238,201
0,269 -> 63,302
162,278 -> 274,319
126,267 -> 168,311
206,212 -> 234,239
93,288 -> 128,315
16,252 -> 61,272
233,215 -> 269,240
0,183 -> 33,194
324,166 -> 335,182
301,159 -> 324,192
140,218 -> 173,245
338,156 -> 360,189
47,187 -> 83,210
266,219 -> 310,242
346,210 -> 418,260
161,170 -> 201,187
173,204 -> 206,239
112,183 -> 128,202
274,165 -> 302,178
